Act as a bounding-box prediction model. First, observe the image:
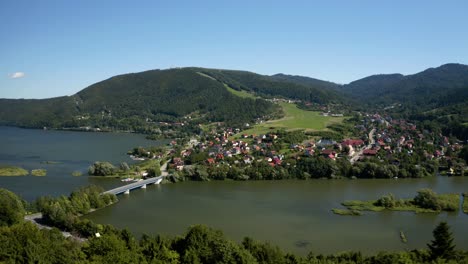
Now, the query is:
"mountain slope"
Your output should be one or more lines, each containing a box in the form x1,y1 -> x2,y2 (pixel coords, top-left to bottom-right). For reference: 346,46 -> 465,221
269,73 -> 339,90
0,96 -> 76,128
193,68 -> 343,104
0,68 -> 278,129
341,63 -> 468,107
342,74 -> 405,97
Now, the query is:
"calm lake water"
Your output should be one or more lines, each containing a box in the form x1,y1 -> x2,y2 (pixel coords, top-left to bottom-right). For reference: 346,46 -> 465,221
1,127 -> 467,254
0,126 -> 160,200
86,179 -> 468,255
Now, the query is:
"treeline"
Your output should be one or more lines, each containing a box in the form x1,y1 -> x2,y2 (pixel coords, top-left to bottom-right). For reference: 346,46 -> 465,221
171,156 -> 434,182
377,189 -> 460,212
87,160 -> 162,177
35,185 -> 117,235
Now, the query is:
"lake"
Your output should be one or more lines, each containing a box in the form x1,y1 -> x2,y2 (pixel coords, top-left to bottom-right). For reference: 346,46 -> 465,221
0,126 -> 161,200
85,178 -> 468,255
1,127 -> 467,254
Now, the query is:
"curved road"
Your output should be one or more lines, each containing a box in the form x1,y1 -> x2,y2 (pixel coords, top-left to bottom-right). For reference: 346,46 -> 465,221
350,128 -> 375,164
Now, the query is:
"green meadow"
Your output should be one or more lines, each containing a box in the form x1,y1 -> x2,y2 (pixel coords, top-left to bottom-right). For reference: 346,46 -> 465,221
236,102 -> 345,136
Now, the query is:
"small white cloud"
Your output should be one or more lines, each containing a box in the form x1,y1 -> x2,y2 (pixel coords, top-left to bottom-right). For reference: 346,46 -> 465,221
9,72 -> 25,79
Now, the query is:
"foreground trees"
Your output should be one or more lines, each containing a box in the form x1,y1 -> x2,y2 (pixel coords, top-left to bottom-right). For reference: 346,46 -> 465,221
428,222 -> 456,261
1,186 -> 467,263
1,220 -> 467,263
0,188 -> 26,227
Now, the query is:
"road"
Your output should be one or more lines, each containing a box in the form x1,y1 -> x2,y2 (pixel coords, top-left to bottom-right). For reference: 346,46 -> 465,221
160,161 -> 169,176
350,128 -> 375,164
24,213 -> 86,242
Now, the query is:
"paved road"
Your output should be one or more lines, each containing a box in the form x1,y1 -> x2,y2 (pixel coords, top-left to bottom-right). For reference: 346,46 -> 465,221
160,161 -> 169,176
24,213 -> 86,242
350,128 -> 375,164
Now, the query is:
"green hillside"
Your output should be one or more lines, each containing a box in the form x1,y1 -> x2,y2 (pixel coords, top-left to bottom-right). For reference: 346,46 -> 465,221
270,73 -> 340,90
341,63 -> 468,108
193,68 -> 343,104
339,63 -> 468,140
0,96 -> 76,128
0,68 -> 278,130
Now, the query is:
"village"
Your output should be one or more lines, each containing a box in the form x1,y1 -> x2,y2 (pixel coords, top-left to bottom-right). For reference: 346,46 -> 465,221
130,110 -> 466,180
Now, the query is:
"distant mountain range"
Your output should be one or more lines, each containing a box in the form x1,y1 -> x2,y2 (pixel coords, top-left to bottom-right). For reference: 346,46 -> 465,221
0,63 -> 467,131
340,63 -> 468,108
271,63 -> 468,108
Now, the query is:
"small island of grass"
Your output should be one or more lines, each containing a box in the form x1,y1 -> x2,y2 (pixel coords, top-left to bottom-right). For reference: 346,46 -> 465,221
40,161 -> 62,164
71,171 -> 83,177
331,208 -> 362,216
333,189 -> 460,215
0,165 -> 29,176
31,169 -> 47,176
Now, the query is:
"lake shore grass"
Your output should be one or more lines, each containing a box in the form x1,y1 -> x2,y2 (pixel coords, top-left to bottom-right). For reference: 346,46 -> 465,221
331,208 -> 362,216
341,200 -> 385,212
72,171 -> 83,176
31,169 -> 47,176
0,165 -> 29,176
337,192 -> 461,215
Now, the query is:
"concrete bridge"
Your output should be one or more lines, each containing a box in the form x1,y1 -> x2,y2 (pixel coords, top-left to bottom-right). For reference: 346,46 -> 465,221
103,176 -> 165,195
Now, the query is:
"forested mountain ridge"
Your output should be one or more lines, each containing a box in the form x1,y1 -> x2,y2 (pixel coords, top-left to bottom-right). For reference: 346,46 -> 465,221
269,73 -> 340,90
1,64 -> 467,133
0,67 -> 343,130
340,63 -> 468,107
342,74 -> 405,97
0,68 -> 279,129
0,96 -> 77,128
338,63 -> 468,140
192,68 -> 343,104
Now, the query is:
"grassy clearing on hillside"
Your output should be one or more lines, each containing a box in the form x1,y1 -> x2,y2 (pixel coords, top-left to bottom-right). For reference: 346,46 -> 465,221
236,102 -> 345,136
225,85 -> 257,99
0,165 -> 29,176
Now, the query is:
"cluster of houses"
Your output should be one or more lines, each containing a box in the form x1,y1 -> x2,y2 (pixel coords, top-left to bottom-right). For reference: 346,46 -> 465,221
163,111 -> 465,173
359,114 -> 461,163
169,131 -> 289,170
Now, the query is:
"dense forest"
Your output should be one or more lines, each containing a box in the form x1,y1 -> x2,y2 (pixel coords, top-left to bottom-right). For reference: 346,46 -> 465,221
1,187 -> 467,264
194,68 -> 343,104
339,63 -> 468,106
0,69 -> 282,130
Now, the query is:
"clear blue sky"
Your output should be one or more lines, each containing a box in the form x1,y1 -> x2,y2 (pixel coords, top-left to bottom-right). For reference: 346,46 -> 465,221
1,0 -> 468,99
